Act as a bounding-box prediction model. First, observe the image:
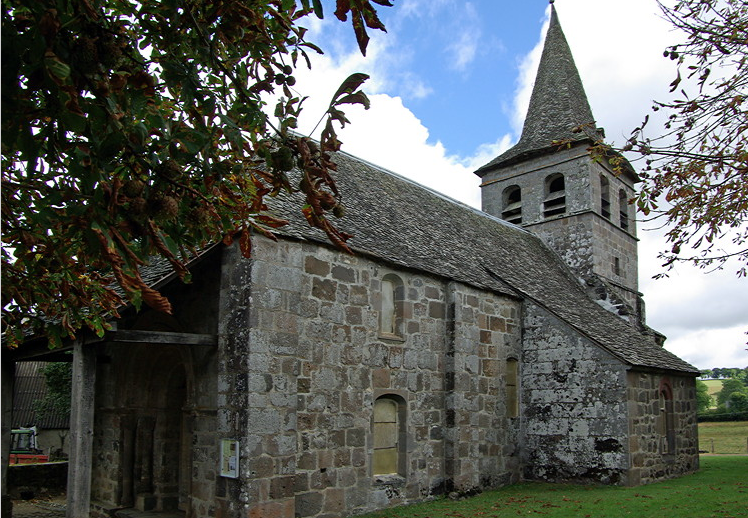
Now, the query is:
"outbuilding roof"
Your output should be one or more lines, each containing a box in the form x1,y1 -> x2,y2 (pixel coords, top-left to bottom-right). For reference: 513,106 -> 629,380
12,361 -> 70,429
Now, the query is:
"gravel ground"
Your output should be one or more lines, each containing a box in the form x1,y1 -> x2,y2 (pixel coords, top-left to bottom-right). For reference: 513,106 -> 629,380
11,495 -> 66,518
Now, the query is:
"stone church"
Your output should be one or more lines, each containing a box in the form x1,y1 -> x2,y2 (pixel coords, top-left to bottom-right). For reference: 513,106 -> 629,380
3,5 -> 699,518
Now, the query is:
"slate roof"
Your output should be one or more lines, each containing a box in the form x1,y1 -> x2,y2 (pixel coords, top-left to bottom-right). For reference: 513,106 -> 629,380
475,5 -> 604,177
269,152 -> 698,375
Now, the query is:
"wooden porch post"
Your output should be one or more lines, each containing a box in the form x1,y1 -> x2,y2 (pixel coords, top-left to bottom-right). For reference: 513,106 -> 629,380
66,341 -> 97,518
1,356 -> 14,516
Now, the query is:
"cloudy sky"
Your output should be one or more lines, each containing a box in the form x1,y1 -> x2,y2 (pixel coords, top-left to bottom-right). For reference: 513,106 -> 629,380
283,0 -> 747,370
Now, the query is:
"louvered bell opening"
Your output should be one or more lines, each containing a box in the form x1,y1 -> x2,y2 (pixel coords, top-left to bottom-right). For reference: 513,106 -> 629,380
543,191 -> 566,218
601,199 -> 611,219
502,201 -> 522,224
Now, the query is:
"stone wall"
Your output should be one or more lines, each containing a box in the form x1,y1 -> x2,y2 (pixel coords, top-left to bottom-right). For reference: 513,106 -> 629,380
532,213 -> 639,311
521,302 -> 630,485
626,371 -> 699,485
83,236 -> 698,518
89,253 -> 221,517
214,240 -> 255,518
240,236 -> 523,518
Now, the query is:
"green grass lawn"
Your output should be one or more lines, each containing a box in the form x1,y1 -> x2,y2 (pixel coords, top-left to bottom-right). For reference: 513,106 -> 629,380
356,456 -> 748,518
699,421 -> 748,454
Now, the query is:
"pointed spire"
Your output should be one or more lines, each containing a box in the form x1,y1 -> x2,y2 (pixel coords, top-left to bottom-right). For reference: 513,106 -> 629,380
475,5 -> 603,177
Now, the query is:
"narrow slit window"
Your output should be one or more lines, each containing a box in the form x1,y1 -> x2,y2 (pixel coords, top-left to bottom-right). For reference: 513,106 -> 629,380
381,279 -> 395,335
600,175 -> 611,219
543,174 -> 566,218
506,358 -> 519,418
380,274 -> 404,338
619,190 -> 630,231
502,185 -> 522,224
659,384 -> 675,454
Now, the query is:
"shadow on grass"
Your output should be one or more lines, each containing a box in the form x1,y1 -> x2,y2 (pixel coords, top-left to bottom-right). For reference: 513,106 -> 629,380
356,456 -> 748,518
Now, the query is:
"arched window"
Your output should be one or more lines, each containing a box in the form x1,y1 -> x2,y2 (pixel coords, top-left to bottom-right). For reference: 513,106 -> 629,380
659,381 -> 675,454
380,274 -> 404,338
506,358 -> 519,418
501,185 -> 522,224
543,174 -> 566,218
373,395 -> 406,476
619,190 -> 630,231
600,175 -> 611,219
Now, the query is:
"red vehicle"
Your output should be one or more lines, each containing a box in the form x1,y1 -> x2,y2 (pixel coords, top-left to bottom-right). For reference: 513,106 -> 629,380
10,428 -> 49,464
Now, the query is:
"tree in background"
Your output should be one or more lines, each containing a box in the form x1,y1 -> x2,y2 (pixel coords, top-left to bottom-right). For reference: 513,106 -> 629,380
727,391 -> 748,412
695,379 -> 713,413
716,378 -> 748,407
2,0 -> 392,349
33,362 -> 72,420
601,0 -> 748,277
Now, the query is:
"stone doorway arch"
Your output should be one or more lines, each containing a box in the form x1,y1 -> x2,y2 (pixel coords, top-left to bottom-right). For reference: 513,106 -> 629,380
117,313 -> 195,514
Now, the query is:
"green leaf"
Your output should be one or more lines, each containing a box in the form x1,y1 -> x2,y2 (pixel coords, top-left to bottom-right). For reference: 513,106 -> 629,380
334,91 -> 371,110
99,132 -> 126,160
159,231 -> 180,257
44,54 -> 70,80
329,73 -> 370,108
312,0 -> 324,18
61,110 -> 87,133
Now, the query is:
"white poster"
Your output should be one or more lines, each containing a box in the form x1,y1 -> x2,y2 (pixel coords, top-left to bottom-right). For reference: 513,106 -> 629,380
220,439 -> 239,478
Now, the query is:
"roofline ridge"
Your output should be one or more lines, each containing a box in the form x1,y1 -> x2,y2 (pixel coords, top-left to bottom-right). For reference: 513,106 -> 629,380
334,148 -> 535,235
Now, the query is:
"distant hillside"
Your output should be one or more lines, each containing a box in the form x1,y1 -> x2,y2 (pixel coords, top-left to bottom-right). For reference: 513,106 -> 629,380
703,379 -> 724,409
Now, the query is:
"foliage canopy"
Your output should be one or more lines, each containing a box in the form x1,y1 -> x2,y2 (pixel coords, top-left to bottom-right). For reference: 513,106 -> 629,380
33,361 -> 72,420
1,0 -> 392,348
624,0 -> 748,277
586,0 -> 748,278
717,377 -> 748,406
695,379 -> 713,413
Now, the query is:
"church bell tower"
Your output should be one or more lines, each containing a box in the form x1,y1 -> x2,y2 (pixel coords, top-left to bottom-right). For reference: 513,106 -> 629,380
474,4 -> 643,321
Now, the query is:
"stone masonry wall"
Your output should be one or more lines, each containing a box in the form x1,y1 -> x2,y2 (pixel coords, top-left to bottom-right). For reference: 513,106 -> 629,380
521,302 -> 630,485
626,372 -> 699,485
215,241 -> 258,518
90,254 -> 221,518
533,213 -> 639,311
445,282 -> 523,493
241,236 -> 523,518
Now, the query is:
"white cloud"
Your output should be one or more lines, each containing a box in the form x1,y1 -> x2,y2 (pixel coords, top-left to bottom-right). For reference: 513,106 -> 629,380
399,0 -> 452,19
398,72 -> 434,100
446,31 -> 480,72
336,95 -> 483,208
464,135 -> 514,174
664,326 -> 748,369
